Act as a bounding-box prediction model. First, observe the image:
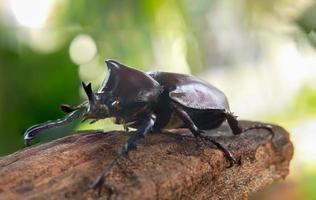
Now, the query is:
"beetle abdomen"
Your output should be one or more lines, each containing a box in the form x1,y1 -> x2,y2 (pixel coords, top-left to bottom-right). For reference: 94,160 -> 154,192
149,72 -> 230,111
163,111 -> 184,129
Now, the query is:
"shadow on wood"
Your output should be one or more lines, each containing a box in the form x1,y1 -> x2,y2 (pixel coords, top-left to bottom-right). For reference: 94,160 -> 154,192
0,121 -> 293,200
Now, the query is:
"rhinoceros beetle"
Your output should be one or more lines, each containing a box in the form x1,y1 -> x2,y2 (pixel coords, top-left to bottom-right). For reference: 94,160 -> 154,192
24,59 -> 273,193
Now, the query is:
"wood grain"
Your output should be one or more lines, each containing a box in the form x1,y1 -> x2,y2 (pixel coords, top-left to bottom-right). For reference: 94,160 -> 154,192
0,121 -> 293,200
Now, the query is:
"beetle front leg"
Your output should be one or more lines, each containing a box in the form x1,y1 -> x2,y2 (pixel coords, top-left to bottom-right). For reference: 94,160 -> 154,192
91,113 -> 156,195
170,102 -> 238,167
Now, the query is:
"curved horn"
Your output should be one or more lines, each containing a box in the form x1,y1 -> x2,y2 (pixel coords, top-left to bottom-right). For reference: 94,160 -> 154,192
82,82 -> 95,103
24,107 -> 86,146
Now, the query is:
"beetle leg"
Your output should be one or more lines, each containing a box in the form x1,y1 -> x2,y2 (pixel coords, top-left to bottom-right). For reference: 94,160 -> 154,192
199,135 -> 238,167
90,113 -> 156,195
224,112 -> 242,135
113,117 -> 129,132
120,118 -> 130,132
170,103 -> 238,167
123,123 -> 129,132
242,123 -> 274,140
89,119 -> 99,124
170,102 -> 201,137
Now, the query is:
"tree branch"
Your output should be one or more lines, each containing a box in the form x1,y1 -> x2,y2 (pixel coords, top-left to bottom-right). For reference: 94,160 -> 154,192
0,121 -> 293,200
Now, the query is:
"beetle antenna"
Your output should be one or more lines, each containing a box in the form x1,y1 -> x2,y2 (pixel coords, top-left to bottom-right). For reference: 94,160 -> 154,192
82,82 -> 95,104
24,105 -> 87,146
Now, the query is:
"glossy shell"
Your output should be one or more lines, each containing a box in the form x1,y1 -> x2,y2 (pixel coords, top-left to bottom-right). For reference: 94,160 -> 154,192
149,72 -> 230,111
98,60 -> 162,104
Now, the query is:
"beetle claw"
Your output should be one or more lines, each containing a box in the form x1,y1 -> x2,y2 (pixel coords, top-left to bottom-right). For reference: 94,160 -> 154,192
24,139 -> 31,147
90,176 -> 113,197
81,117 -> 88,123
89,119 -> 99,124
90,175 -> 105,196
198,135 -> 238,168
225,155 -> 239,168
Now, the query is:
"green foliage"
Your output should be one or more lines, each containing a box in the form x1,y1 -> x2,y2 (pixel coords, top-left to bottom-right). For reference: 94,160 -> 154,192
262,85 -> 316,127
297,2 -> 316,47
299,169 -> 316,200
0,33 -> 79,155
294,86 -> 316,115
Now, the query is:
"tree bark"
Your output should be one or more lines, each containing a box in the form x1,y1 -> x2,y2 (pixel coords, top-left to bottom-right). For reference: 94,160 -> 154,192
0,121 -> 293,200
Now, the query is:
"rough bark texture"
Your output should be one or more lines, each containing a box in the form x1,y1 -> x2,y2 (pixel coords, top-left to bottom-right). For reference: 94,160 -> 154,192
0,121 -> 293,200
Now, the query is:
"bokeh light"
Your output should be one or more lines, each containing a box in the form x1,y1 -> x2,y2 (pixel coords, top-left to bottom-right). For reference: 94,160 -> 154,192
292,119 -> 316,165
29,29 -> 65,54
69,34 -> 97,65
9,0 -> 55,28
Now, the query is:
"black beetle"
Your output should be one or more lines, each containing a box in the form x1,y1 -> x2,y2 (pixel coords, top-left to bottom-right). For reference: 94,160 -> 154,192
24,59 -> 272,193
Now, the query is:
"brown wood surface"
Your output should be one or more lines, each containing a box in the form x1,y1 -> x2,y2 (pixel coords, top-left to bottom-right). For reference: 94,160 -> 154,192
0,121 -> 293,200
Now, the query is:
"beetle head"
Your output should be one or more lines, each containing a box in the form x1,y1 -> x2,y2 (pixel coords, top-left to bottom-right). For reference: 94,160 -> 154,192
82,82 -> 111,121
81,59 -> 163,121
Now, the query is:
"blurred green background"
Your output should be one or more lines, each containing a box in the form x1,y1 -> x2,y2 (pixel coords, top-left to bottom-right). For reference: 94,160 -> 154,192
0,0 -> 316,199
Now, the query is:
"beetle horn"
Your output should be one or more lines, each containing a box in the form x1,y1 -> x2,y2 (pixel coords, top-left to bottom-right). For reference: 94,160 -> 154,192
82,82 -> 95,104
24,106 -> 87,146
